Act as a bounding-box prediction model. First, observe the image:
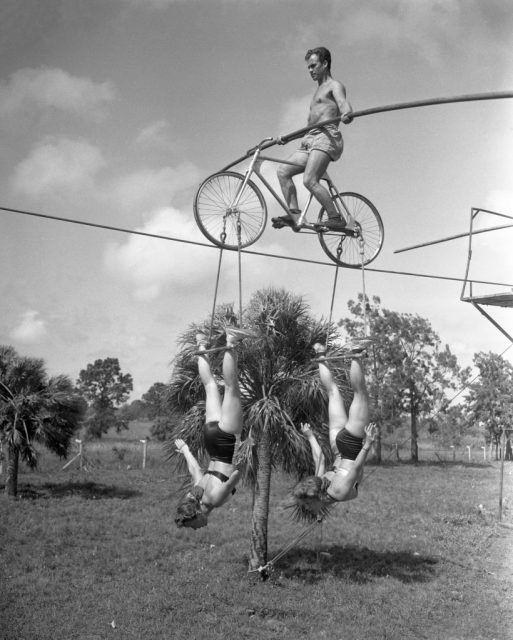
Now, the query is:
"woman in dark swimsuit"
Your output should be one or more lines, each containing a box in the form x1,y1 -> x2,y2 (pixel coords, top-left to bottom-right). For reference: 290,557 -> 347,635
174,328 -> 253,529
293,341 -> 377,517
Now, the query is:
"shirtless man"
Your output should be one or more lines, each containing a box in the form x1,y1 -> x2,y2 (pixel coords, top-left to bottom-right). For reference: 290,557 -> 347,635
274,47 -> 353,231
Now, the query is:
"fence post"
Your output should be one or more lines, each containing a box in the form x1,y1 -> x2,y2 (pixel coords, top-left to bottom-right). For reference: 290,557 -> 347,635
481,446 -> 486,461
450,445 -> 455,462
140,438 -> 148,470
466,445 -> 471,462
499,429 -> 505,522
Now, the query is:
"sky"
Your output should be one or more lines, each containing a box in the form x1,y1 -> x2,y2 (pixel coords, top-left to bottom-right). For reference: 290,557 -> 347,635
1,0 -> 513,399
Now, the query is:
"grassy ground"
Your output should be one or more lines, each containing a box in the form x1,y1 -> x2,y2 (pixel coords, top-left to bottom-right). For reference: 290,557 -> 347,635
1,445 -> 512,640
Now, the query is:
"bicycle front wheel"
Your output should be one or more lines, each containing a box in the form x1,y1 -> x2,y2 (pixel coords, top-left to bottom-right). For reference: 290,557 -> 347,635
194,171 -> 267,249
317,192 -> 384,267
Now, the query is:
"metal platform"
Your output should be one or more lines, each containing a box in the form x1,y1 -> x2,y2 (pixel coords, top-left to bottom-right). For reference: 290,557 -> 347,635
462,292 -> 513,308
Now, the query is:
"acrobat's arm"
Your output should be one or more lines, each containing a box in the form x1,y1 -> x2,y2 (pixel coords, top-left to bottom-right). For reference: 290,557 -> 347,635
352,422 -> 378,473
219,469 -> 242,504
175,439 -> 203,485
301,423 -> 326,476
332,80 -> 353,124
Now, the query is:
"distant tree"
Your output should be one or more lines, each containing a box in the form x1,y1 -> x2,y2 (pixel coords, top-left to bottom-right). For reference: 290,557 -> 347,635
465,352 -> 513,458
142,382 -> 168,420
150,415 -> 180,441
118,399 -> 147,422
0,345 -> 85,497
340,295 -> 466,462
76,358 -> 133,438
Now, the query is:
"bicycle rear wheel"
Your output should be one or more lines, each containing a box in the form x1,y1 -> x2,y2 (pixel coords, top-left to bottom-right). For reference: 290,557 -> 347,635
317,192 -> 384,267
194,171 -> 267,249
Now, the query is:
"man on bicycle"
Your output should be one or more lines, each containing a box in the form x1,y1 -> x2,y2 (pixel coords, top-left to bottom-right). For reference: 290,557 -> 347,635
274,47 -> 353,231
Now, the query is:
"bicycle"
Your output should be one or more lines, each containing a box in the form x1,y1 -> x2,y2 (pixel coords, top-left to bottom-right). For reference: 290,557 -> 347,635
193,135 -> 384,267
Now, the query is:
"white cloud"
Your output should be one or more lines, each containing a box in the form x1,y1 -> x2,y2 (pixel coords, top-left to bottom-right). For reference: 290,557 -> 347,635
104,206 -> 217,300
0,67 -> 115,119
12,137 -> 105,197
109,162 -> 201,212
340,0 -> 461,65
10,310 -> 47,343
135,119 -> 173,148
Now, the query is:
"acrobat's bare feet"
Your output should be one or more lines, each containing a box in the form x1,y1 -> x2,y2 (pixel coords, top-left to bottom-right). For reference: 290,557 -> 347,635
271,210 -> 300,230
196,332 -> 208,352
341,337 -> 375,357
311,342 -> 327,362
225,327 -> 257,348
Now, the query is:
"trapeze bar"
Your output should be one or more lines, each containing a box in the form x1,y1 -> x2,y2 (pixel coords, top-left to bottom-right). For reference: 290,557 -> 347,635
394,223 -> 513,254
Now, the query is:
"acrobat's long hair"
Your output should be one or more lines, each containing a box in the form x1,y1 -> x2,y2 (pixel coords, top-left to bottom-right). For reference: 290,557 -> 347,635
291,475 -> 333,522
175,486 -> 204,528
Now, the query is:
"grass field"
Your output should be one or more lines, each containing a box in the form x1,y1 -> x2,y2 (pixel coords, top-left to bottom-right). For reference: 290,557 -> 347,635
2,437 -> 513,640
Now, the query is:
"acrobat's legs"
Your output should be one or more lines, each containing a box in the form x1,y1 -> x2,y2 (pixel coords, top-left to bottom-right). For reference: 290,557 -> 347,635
276,150 -> 308,213
345,358 -> 369,438
303,150 -> 339,219
219,343 -> 243,436
318,359 -> 348,453
197,352 -> 222,424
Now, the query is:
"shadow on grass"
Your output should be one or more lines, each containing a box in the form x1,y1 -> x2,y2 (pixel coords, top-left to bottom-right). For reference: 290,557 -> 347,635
278,544 -> 438,584
13,481 -> 141,500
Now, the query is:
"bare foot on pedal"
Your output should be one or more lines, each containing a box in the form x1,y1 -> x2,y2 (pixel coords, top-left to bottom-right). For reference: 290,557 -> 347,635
271,210 -> 300,230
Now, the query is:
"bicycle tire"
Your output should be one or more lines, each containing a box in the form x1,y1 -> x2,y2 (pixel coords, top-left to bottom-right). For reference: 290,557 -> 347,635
193,171 -> 267,249
317,192 -> 384,267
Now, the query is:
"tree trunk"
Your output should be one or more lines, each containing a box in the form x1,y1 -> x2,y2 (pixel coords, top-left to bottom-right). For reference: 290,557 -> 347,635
6,443 -> 19,498
410,381 -> 418,462
248,429 -> 272,574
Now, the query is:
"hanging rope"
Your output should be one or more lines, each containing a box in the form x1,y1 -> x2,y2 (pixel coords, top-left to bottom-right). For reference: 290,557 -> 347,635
359,235 -> 369,337
236,217 -> 243,327
325,242 -> 344,349
248,516 -> 324,576
208,227 -> 227,342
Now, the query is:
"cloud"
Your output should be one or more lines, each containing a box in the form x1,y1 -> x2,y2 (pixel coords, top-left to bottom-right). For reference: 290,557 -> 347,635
10,310 -> 47,343
108,162 -> 201,212
340,0 -> 462,65
104,206 -> 217,300
0,67 -> 115,119
12,137 -> 105,196
135,119 -> 173,148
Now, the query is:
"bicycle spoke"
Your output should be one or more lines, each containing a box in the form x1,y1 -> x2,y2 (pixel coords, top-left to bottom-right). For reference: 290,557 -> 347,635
194,171 -> 267,249
318,192 -> 384,267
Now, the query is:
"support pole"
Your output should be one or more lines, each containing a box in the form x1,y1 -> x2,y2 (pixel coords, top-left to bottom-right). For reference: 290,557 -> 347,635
140,438 -> 148,470
499,429 -> 505,522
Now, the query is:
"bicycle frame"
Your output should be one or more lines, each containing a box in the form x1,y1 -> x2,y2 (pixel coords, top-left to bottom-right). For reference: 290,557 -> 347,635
223,138 -> 356,232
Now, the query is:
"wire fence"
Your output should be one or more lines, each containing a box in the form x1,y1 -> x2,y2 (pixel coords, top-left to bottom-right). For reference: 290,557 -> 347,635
1,437 -> 510,478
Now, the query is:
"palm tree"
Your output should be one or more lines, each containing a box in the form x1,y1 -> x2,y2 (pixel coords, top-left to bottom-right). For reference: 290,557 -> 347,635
166,288 -> 350,572
0,346 -> 85,498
